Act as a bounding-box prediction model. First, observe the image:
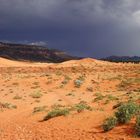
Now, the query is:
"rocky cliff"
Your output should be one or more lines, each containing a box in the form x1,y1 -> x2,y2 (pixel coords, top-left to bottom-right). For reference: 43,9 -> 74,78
0,42 -> 79,63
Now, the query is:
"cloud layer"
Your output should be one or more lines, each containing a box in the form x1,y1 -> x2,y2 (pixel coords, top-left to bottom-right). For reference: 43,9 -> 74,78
0,0 -> 140,57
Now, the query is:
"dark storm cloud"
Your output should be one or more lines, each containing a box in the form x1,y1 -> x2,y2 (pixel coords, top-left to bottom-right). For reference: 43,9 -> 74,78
0,0 -> 140,57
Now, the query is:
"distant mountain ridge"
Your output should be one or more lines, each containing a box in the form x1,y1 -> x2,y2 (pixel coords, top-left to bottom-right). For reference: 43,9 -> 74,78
0,42 -> 80,63
102,56 -> 140,63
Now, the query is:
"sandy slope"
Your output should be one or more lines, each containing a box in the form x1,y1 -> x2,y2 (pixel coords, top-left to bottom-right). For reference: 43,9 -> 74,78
0,57 -> 140,140
0,57 -> 52,67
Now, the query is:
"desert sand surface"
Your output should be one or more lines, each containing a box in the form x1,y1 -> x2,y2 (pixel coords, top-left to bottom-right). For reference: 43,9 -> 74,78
0,57 -> 140,140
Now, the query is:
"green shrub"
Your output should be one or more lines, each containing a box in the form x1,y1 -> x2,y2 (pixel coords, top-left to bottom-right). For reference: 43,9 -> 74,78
115,102 -> 139,124
74,80 -> 83,88
43,108 -> 69,121
74,75 -> 85,88
102,117 -> 117,132
135,116 -> 140,137
74,102 -> 92,113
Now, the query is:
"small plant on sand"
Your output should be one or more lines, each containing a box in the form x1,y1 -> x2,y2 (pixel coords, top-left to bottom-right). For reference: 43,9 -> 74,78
34,99 -> 40,103
74,75 -> 85,88
64,75 -> 71,81
0,102 -> 17,109
12,82 -> 19,86
102,101 -> 140,133
93,93 -> 104,102
78,75 -> 85,81
56,71 -> 62,76
115,102 -> 139,124
30,91 -> 42,98
61,80 -> 68,85
86,87 -> 93,92
51,104 -> 65,109
118,79 -> 132,90
74,80 -> 83,88
62,75 -> 71,85
13,95 -> 22,100
33,106 -> 47,113
106,95 -> 119,101
32,82 -> 39,86
74,102 -> 92,113
102,117 -> 117,132
43,108 -> 69,121
66,92 -> 75,96
104,95 -> 119,104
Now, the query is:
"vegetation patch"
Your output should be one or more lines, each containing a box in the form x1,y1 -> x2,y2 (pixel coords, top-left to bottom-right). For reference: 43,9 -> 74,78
0,102 -> 17,109
13,95 -> 22,100
86,87 -> 93,92
74,102 -> 92,113
33,106 -> 47,113
74,79 -> 83,88
102,101 -> 140,137
74,75 -> 85,88
115,102 -> 139,124
102,117 -> 117,132
30,91 -> 42,98
93,93 -> 105,102
43,108 -> 69,121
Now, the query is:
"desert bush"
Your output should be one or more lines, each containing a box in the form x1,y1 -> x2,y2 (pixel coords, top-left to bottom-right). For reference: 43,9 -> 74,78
106,95 -> 119,101
135,116 -> 140,137
12,82 -> 19,86
13,95 -> 22,100
33,106 -> 47,113
78,75 -> 85,81
102,117 -> 117,132
115,102 -> 139,124
74,80 -> 83,88
74,75 -> 85,88
30,91 -> 42,98
43,108 -> 69,121
64,75 -> 71,81
62,75 -> 71,85
32,82 -> 39,85
51,104 -> 65,109
56,71 -> 62,76
74,102 -> 92,113
0,102 -> 17,109
93,93 -> 104,102
66,93 -> 74,96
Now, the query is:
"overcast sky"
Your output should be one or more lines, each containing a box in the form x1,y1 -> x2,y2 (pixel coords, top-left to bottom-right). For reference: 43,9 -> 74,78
0,0 -> 140,58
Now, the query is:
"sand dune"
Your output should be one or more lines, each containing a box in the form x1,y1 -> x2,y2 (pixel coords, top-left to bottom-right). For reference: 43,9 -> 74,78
0,57 -> 140,140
